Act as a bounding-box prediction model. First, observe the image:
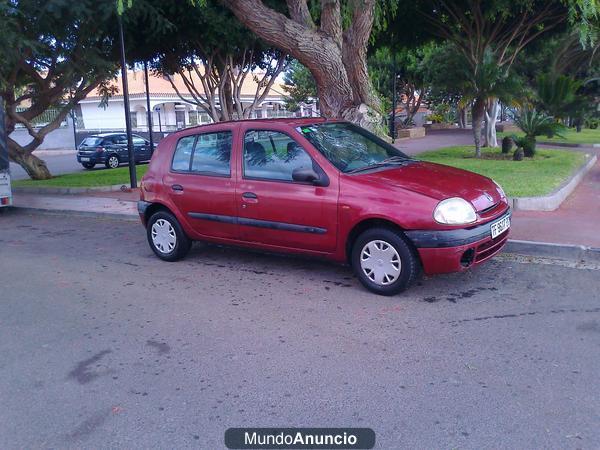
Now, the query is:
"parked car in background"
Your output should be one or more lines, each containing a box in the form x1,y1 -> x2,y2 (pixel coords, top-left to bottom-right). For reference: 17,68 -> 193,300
76,133 -> 155,169
137,118 -> 510,295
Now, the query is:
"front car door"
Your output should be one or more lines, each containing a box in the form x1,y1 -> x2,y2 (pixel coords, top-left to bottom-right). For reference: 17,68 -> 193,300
132,135 -> 151,161
162,125 -> 238,240
236,125 -> 339,253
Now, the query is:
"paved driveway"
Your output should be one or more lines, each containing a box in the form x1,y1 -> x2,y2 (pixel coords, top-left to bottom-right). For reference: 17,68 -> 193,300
1,211 -> 599,449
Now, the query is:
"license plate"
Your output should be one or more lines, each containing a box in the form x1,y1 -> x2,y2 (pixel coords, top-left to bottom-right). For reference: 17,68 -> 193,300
80,157 -> 90,162
491,216 -> 510,239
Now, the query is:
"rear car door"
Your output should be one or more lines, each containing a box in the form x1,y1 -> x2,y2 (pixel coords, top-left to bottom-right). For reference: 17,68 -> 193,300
162,126 -> 238,240
236,126 -> 339,253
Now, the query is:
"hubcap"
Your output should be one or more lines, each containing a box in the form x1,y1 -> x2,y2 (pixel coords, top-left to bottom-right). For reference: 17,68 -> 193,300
151,219 -> 176,254
360,240 -> 401,286
109,157 -> 118,168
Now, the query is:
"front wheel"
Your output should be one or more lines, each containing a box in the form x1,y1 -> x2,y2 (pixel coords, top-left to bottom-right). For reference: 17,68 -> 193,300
146,211 -> 191,261
105,154 -> 120,169
351,227 -> 419,296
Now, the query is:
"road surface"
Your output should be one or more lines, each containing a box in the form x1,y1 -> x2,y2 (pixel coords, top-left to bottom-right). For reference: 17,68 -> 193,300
1,210 -> 599,449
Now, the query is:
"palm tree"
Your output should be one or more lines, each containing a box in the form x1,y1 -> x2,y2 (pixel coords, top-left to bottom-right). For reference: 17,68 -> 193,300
536,73 -> 587,121
511,108 -> 566,156
455,50 -> 521,157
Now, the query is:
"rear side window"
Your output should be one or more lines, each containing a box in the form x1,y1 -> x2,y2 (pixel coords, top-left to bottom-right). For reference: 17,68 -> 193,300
171,131 -> 232,176
191,131 -> 232,176
171,136 -> 195,171
81,137 -> 103,146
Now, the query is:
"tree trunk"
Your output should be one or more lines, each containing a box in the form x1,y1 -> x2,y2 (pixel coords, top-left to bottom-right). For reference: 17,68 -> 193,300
472,97 -> 486,158
457,107 -> 466,128
484,99 -> 499,147
7,139 -> 52,179
220,0 -> 380,129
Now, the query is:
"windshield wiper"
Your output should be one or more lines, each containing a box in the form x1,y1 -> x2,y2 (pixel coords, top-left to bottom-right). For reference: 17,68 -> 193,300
346,156 -> 411,174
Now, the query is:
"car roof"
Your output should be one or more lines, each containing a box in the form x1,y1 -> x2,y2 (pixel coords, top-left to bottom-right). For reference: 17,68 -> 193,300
184,117 -> 334,132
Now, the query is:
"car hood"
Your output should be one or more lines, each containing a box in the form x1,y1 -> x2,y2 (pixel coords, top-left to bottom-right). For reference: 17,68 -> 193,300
358,161 -> 502,211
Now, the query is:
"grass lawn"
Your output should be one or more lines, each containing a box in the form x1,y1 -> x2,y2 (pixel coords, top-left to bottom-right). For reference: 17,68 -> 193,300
418,146 -> 586,197
13,164 -> 149,188
498,127 -> 600,145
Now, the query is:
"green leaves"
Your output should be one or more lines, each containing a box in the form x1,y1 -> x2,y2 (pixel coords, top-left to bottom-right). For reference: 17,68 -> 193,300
511,108 -> 567,140
535,73 -> 588,119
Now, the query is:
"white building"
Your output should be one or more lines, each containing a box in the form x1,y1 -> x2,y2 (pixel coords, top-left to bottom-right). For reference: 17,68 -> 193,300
77,70 -> 316,133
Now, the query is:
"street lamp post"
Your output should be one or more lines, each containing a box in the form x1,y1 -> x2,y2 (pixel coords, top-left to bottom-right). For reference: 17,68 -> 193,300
143,61 -> 154,153
390,51 -> 398,144
117,13 -> 136,189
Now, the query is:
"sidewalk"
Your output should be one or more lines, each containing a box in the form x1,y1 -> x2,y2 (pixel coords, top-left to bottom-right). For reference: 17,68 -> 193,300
12,192 -> 137,219
510,158 -> 600,248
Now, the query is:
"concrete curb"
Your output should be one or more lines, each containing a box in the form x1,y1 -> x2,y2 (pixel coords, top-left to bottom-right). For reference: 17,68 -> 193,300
537,141 -> 600,148
505,239 -> 600,264
9,205 -> 138,222
12,184 -> 132,195
509,154 -> 597,211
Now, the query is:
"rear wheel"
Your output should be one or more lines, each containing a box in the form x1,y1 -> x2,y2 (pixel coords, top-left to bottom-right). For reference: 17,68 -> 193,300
351,227 -> 418,296
105,154 -> 120,169
146,211 -> 191,261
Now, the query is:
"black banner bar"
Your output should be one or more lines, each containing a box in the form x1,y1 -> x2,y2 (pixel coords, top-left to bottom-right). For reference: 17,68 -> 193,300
225,428 -> 375,449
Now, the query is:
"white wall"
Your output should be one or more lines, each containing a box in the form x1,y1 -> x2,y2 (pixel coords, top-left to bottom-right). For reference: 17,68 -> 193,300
80,101 -> 126,130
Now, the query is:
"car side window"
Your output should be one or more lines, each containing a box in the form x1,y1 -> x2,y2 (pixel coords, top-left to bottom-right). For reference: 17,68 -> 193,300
132,137 -> 146,146
243,130 -> 313,182
190,131 -> 232,176
171,135 -> 196,171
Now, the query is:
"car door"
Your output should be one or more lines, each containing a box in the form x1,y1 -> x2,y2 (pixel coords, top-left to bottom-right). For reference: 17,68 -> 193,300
132,136 -> 150,161
236,126 -> 339,253
112,134 -> 130,161
162,126 -> 239,240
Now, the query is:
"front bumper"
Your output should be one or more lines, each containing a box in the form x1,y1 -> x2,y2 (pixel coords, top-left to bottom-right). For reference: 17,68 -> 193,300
405,209 -> 511,275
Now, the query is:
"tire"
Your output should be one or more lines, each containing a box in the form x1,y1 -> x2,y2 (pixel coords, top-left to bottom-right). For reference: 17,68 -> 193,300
82,162 -> 95,169
105,154 -> 120,169
146,211 -> 192,262
351,227 -> 419,296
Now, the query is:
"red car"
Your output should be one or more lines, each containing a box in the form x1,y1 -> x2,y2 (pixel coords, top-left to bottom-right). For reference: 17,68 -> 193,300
138,118 -> 510,295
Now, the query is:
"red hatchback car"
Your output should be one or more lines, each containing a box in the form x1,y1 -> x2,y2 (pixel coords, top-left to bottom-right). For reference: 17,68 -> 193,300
138,118 -> 510,295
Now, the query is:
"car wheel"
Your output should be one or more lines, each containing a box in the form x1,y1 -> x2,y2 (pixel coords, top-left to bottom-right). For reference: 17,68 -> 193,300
82,162 -> 95,169
147,211 -> 191,262
351,227 -> 419,296
105,154 -> 120,169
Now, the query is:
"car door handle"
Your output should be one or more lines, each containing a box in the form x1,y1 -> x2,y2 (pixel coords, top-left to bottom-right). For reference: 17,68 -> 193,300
242,192 -> 257,199
171,184 -> 184,192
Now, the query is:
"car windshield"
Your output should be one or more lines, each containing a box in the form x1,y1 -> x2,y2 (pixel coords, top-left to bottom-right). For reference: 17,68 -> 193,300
81,137 -> 103,146
296,122 -> 411,173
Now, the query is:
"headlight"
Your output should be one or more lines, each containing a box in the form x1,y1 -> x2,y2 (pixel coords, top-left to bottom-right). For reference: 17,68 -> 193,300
492,179 -> 506,199
433,197 -> 477,225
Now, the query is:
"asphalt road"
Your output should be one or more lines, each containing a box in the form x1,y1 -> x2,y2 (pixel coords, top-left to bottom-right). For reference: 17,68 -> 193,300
1,210 -> 599,449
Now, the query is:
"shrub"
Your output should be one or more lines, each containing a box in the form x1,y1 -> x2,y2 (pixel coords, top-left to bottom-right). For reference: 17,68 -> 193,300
501,136 -> 513,154
584,117 -> 599,129
513,148 -> 524,161
511,135 -> 536,157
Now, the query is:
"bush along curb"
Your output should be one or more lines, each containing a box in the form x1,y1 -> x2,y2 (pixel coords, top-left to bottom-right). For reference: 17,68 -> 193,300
508,154 -> 597,211
12,184 -> 133,195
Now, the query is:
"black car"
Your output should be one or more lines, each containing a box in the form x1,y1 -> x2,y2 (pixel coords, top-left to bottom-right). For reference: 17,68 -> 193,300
76,133 -> 155,169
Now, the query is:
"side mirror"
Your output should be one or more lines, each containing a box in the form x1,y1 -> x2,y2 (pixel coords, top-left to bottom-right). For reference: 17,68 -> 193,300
292,167 -> 327,186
